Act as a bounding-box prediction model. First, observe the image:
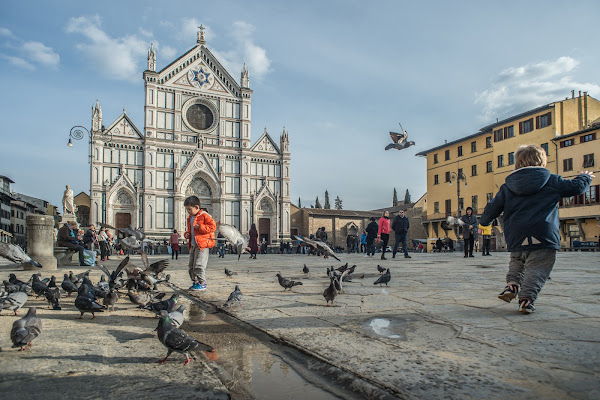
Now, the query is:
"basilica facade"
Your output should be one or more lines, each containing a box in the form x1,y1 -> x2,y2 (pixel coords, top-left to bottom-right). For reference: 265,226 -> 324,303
89,27 -> 291,243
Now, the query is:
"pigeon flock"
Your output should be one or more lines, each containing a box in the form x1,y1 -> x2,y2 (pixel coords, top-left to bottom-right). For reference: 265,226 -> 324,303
1,254 -> 217,365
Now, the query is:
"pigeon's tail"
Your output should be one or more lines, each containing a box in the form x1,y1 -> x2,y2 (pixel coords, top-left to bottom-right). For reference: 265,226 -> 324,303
331,254 -> 341,262
292,282 -> 303,287
29,260 -> 43,268
384,143 -> 395,151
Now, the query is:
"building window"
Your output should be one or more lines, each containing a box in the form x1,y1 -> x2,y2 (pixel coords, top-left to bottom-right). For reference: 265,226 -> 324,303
486,192 -> 493,203
156,197 -> 173,229
563,158 -> 573,172
434,174 -> 439,185
457,146 -> 463,157
224,201 -> 240,229
444,150 -> 450,161
493,125 -> 514,142
156,153 -> 174,168
508,152 -> 515,165
224,159 -> 241,174
157,91 -> 174,109
156,171 -> 174,189
486,161 -> 493,173
498,155 -> 504,168
486,137 -> 492,148
471,165 -> 477,176
541,143 -> 549,156
445,171 -> 451,182
559,185 -> 600,207
225,176 -> 240,194
434,201 -> 439,213
471,141 -> 477,153
157,112 -> 174,130
494,128 -> 503,142
472,195 -> 478,212
520,118 -> 534,134
583,154 -> 595,168
536,112 -> 552,129
560,139 -> 573,148
433,154 -> 438,164
506,125 -> 514,138
581,133 -> 596,143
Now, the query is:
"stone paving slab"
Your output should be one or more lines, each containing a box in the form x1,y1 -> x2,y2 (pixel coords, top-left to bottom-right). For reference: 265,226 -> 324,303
1,251 -> 599,399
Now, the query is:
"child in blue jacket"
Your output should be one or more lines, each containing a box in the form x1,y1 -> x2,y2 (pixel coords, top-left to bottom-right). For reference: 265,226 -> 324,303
479,145 -> 593,313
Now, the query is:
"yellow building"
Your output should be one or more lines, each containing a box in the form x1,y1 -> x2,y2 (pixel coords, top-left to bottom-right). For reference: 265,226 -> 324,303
553,126 -> 600,246
416,91 -> 600,252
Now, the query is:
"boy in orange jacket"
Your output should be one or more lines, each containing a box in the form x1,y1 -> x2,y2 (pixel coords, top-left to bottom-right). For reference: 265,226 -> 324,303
183,195 -> 216,291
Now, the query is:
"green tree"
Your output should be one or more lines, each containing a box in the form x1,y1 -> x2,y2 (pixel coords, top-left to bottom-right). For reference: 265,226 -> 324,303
334,196 -> 343,210
404,189 -> 411,204
324,190 -> 331,209
393,188 -> 398,207
315,196 -> 322,209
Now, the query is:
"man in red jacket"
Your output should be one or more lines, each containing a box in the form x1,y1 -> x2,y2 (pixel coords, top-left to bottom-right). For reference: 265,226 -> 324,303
184,196 -> 216,291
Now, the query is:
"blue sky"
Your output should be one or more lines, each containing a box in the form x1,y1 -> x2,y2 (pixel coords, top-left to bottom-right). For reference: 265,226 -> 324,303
1,0 -> 599,211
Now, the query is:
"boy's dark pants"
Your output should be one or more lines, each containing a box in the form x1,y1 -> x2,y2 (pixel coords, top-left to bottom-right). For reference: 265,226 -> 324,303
464,236 -> 474,256
507,249 -> 556,302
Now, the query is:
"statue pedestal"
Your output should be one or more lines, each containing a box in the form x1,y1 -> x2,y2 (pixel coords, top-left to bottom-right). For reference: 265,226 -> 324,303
60,214 -> 77,224
26,215 -> 57,270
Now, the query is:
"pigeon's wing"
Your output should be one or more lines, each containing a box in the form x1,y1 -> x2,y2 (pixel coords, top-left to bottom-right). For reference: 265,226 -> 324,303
389,131 -> 407,144
296,235 -> 317,248
217,223 -> 243,244
0,243 -> 22,263
133,228 -> 146,241
94,263 -> 112,280
98,222 -> 117,230
111,256 -> 130,282
144,259 -> 169,275
141,253 -> 149,269
316,241 -> 341,261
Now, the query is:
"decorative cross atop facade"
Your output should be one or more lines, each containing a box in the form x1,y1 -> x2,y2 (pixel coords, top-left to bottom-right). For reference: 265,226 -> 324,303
197,24 -> 206,44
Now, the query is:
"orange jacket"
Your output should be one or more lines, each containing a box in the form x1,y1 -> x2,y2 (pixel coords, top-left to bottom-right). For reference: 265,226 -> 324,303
184,211 -> 216,249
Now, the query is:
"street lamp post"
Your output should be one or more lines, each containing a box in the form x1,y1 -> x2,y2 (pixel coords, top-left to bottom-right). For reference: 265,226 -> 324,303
448,171 -> 467,217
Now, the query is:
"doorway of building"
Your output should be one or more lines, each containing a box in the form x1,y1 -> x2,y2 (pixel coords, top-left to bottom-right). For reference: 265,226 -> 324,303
116,212 -> 132,229
259,218 -> 270,244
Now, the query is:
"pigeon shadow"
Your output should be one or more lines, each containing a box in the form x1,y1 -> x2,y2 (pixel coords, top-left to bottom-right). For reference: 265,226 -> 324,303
23,354 -> 157,365
106,329 -> 155,343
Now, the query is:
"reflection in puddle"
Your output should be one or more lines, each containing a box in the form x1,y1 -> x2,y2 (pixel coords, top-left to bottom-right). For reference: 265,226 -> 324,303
367,318 -> 405,340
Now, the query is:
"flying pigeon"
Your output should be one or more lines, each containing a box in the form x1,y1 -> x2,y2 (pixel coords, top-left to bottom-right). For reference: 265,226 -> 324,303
1,291 -> 28,315
156,310 -> 217,365
0,242 -> 42,268
141,253 -> 169,277
127,291 -> 165,308
95,257 -> 129,290
276,273 -> 303,291
385,124 -> 415,151
374,268 -> 391,286
216,223 -> 249,261
168,304 -> 186,327
323,280 -> 337,306
75,284 -> 105,319
144,294 -> 179,313
294,235 -> 341,261
11,307 -> 42,351
223,285 -> 243,308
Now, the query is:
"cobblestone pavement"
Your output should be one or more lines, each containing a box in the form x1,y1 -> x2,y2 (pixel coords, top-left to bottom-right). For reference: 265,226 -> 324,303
1,251 -> 599,399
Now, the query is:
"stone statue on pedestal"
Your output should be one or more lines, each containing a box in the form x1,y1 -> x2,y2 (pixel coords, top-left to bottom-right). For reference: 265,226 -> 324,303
63,185 -> 75,215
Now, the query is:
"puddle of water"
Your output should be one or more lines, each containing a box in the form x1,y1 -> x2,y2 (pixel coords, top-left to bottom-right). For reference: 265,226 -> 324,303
368,318 -> 402,339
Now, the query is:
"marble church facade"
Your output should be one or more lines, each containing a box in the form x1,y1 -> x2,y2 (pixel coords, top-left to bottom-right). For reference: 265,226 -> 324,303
89,27 -> 291,243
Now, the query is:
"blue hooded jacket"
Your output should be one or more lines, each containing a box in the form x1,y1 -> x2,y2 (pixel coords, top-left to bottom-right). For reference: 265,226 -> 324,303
479,167 -> 591,251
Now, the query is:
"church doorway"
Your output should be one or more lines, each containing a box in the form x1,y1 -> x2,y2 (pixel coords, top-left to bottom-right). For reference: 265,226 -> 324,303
259,218 -> 270,243
186,175 -> 213,217
116,212 -> 131,229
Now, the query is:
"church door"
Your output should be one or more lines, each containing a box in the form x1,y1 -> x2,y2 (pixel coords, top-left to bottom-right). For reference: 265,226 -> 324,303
116,213 -> 131,229
259,218 -> 270,243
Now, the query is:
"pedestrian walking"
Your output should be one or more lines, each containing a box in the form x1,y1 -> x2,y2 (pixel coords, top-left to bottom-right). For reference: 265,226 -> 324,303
480,144 -> 593,313
377,210 -> 391,260
461,207 -> 477,257
391,210 -> 411,259
97,227 -> 109,261
170,229 -> 181,260
249,223 -> 258,259
365,218 -> 378,256
478,224 -> 492,256
360,231 -> 367,253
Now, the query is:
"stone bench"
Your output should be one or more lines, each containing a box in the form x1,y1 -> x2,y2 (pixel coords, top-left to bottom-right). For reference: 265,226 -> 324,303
54,246 -> 76,267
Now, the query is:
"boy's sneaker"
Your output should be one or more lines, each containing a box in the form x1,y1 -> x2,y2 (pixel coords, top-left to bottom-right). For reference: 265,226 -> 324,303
197,283 -> 207,291
189,282 -> 201,291
498,284 -> 519,303
519,298 -> 535,314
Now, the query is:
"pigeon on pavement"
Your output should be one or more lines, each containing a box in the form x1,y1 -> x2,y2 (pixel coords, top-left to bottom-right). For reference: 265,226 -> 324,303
127,291 -> 165,307
144,294 -> 179,313
168,304 -> 186,327
377,265 -> 386,275
302,264 -> 309,276
224,268 -> 237,277
75,284 -> 105,319
323,280 -> 337,306
1,291 -> 28,315
61,274 -> 78,297
44,287 -> 61,310
11,307 -> 42,351
31,274 -> 49,297
276,273 -> 303,291
374,268 -> 391,286
223,285 -> 243,308
156,310 -> 216,365
103,289 -> 119,311
0,242 -> 42,268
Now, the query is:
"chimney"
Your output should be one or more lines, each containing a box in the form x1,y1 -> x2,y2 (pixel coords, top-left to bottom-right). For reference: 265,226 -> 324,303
571,90 -> 575,99
579,90 -> 582,97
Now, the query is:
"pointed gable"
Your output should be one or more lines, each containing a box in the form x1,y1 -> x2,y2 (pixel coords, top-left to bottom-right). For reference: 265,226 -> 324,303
156,45 -> 241,98
104,112 -> 143,140
250,129 -> 281,155
179,150 -> 220,185
106,172 -> 137,202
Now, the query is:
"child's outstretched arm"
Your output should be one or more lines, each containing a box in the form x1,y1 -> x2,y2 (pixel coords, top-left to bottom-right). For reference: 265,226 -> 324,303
556,171 -> 594,197
479,187 -> 506,226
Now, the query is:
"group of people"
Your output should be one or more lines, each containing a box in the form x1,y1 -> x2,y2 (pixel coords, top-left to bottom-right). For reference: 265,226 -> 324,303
56,222 -> 114,265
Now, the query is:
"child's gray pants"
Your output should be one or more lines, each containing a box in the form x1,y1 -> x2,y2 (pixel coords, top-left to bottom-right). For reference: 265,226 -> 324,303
507,248 -> 556,302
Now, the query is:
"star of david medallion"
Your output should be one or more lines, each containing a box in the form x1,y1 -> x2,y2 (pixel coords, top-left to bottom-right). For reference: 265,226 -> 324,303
188,67 -> 213,89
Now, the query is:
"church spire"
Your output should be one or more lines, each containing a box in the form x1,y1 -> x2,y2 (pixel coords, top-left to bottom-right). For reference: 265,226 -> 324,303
280,127 -> 290,153
197,24 -> 206,45
241,63 -> 249,88
147,43 -> 156,72
92,99 -> 102,132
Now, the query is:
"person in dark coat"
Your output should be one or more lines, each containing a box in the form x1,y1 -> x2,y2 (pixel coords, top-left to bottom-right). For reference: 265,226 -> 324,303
391,210 -> 411,258
365,217 -> 378,257
248,223 -> 258,259
57,221 -> 86,266
460,207 -> 478,257
480,144 -> 593,313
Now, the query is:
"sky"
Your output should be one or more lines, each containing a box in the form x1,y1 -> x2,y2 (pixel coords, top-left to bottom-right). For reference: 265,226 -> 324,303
1,0 -> 599,211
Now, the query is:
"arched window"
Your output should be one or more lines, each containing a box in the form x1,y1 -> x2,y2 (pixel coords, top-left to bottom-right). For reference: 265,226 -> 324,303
94,203 -> 99,224
285,167 -> 289,177
148,153 -> 153,165
94,167 -> 99,183
94,148 -> 99,161
148,172 -> 152,187
285,183 -> 289,196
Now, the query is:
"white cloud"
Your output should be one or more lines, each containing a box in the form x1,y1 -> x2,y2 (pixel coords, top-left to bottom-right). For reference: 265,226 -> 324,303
159,44 -> 177,61
211,21 -> 271,82
0,54 -> 34,70
0,27 -> 14,37
138,28 -> 153,38
66,15 -> 149,82
475,56 -> 600,122
22,41 -> 59,67
179,18 -> 215,43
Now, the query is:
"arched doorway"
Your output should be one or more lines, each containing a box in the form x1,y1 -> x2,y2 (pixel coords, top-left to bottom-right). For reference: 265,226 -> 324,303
256,198 -> 275,244
186,175 -> 213,216
111,189 -> 135,228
